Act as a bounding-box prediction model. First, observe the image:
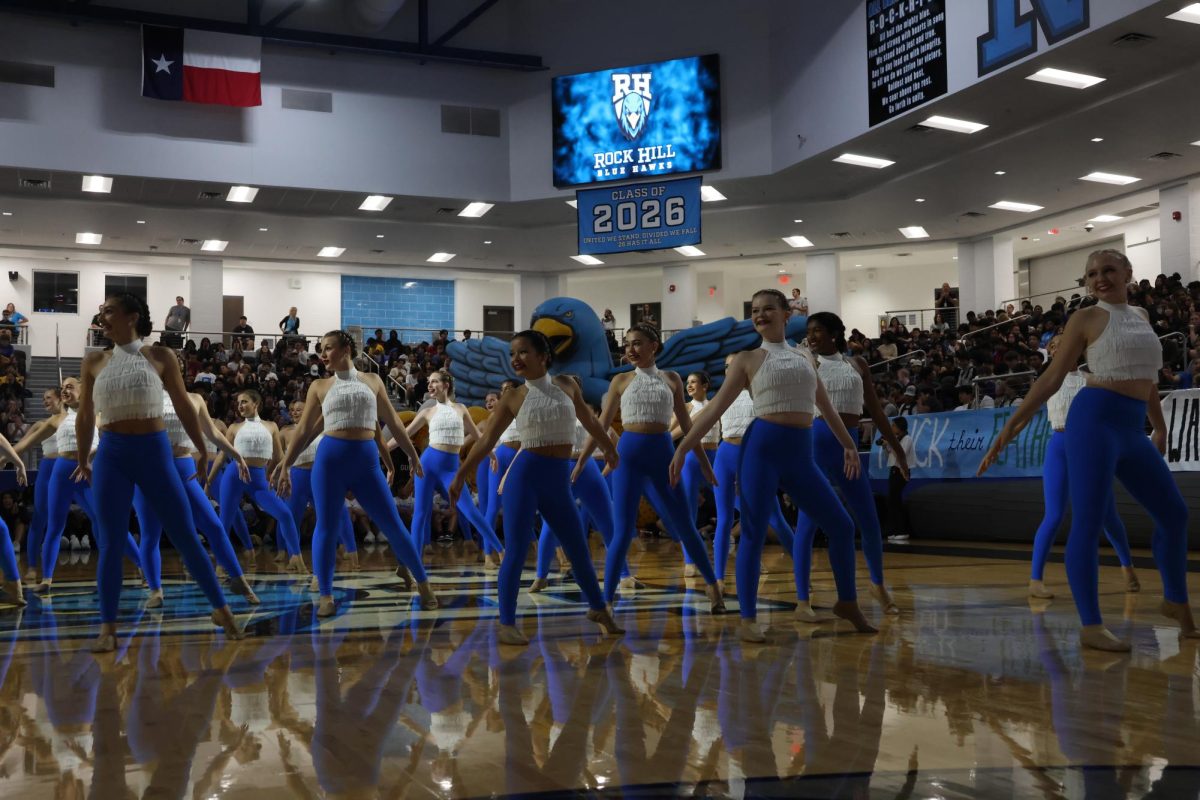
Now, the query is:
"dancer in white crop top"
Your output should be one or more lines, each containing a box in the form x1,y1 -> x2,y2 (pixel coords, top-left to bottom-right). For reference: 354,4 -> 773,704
671,289 -> 875,643
12,386 -> 68,585
669,371 -> 722,578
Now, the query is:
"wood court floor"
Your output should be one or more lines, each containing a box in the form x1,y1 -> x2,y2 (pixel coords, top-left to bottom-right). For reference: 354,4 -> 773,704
0,537 -> 1197,799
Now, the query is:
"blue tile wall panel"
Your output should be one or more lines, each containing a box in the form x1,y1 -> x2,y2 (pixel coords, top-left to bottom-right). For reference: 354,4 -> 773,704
340,276 -> 455,343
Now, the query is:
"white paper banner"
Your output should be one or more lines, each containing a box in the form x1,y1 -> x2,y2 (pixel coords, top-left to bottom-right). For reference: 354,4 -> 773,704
1164,388 -> 1200,472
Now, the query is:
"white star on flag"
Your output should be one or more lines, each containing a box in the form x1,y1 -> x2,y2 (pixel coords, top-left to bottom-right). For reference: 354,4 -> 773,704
151,53 -> 174,74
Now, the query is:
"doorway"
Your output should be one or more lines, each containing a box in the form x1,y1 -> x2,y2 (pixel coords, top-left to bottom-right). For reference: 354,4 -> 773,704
222,296 -> 244,346
483,306 -> 515,340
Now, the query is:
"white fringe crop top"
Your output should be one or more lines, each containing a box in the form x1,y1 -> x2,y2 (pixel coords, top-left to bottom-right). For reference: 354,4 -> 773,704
572,420 -> 589,456
234,417 -> 274,459
162,391 -> 189,448
296,432 -> 323,465
621,366 -> 674,426
689,399 -> 721,446
1047,371 -> 1086,430
516,374 -> 576,449
93,340 -> 164,424
752,341 -> 816,416
428,403 -> 465,448
322,368 -> 377,432
721,390 -> 755,439
815,353 -> 864,417
55,408 -> 81,454
41,428 -> 59,458
1086,301 -> 1162,382
498,420 -> 521,445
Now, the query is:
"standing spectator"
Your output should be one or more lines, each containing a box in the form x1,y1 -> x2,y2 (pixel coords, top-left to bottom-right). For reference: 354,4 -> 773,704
0,309 -> 17,335
601,309 -> 617,331
89,303 -> 108,346
164,295 -> 190,347
3,303 -> 28,343
232,315 -> 255,349
883,417 -> 916,542
637,303 -> 659,329
462,329 -> 473,341
279,307 -> 301,339
788,288 -> 809,316
936,282 -> 958,329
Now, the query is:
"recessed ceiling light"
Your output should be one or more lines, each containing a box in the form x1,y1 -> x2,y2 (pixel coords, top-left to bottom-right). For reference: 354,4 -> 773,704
427,252 -> 456,263
1088,214 -> 1124,223
565,200 -> 578,209
833,153 -> 895,169
793,218 -> 803,223
782,235 -> 813,248
81,175 -> 113,193
318,246 -> 345,258
898,226 -> 929,239
571,255 -> 604,265
2,212 -> 13,217
1033,238 -> 1041,241
1026,67 -> 1105,89
76,232 -> 102,245
674,245 -> 706,257
1080,171 -> 1140,185
915,198 -> 926,203
376,234 -> 385,238
225,185 -> 259,203
920,115 -> 988,134
136,219 -> 146,224
201,239 -> 228,252
359,195 -> 393,212
700,186 -> 726,202
402,281 -> 418,288
994,170 -> 1007,175
458,201 -> 494,218
952,256 -> 958,260
258,227 -> 269,232
483,240 -> 492,244
855,263 -> 863,267
990,200 -> 1044,213
1091,137 -> 1104,143
1167,3 -> 1200,23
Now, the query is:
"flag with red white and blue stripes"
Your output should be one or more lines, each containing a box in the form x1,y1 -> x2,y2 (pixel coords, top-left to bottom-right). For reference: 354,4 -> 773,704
141,25 -> 262,107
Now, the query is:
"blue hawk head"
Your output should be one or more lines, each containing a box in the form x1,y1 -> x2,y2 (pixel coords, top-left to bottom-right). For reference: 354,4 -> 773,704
530,298 -> 610,377
616,91 -> 649,141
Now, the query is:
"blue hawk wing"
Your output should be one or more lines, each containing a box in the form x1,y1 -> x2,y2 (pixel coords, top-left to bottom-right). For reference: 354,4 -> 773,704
655,315 -> 808,391
446,337 -> 518,406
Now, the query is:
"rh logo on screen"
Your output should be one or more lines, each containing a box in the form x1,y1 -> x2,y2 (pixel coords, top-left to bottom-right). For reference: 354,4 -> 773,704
612,72 -> 653,141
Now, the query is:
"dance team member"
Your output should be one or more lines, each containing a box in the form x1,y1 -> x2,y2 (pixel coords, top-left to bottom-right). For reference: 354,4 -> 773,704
672,289 -> 875,642
75,293 -> 242,652
0,432 -> 27,605
274,330 -> 436,617
215,390 -> 305,574
982,250 -> 1196,651
794,312 -> 907,618
577,324 -> 725,611
12,387 -> 65,583
449,329 -> 622,645
1028,334 -> 1138,600
464,390 -> 503,567
484,379 -> 522,532
671,371 -> 721,578
404,370 -> 503,557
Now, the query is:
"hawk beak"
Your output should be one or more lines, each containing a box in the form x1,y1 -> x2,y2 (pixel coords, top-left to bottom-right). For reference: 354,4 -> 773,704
532,317 -> 574,356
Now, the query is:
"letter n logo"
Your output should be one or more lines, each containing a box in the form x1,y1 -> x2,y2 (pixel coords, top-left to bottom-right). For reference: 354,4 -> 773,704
977,0 -> 1090,76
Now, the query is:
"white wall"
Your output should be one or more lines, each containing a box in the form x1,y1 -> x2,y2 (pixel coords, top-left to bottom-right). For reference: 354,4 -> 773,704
840,261 -> 957,336
221,265 -> 342,342
454,276 -> 517,332
1123,215 -> 1162,283
562,270 -> 663,329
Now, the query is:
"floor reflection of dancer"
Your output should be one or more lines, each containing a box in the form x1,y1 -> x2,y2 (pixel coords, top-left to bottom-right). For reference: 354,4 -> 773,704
404,370 -> 503,558
275,330 -> 436,617
216,390 -> 306,574
795,312 -> 907,619
1029,334 -> 1139,600
0,433 -> 27,605
982,250 -> 1197,651
579,324 -> 724,610
12,387 -> 65,583
76,293 -> 242,652
449,329 -> 622,645
672,290 -> 875,643
133,377 -> 261,609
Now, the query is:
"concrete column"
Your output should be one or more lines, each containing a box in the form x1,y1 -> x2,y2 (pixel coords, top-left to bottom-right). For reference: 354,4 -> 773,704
1160,183 -> 1195,282
805,252 -> 840,316
515,273 -> 563,328
662,264 -> 697,331
956,237 -> 1015,315
189,258 -> 223,338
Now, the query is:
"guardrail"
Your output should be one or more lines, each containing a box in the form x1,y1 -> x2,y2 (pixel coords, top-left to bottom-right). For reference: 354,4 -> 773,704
971,369 -> 1038,404
868,350 -> 926,372
881,308 -> 953,333
958,315 -> 1031,347
1000,285 -> 1085,311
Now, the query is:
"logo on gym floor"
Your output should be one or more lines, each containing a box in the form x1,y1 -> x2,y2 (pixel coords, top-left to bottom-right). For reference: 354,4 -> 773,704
612,72 -> 652,141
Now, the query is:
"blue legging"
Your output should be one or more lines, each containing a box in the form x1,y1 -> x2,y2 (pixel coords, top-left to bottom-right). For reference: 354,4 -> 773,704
737,419 -> 857,620
411,447 -> 502,553
0,517 -> 17,582
25,458 -> 55,570
212,460 -> 253,550
1064,388 -> 1188,627
310,436 -> 428,596
536,457 -> 620,580
288,467 -> 357,553
605,431 -> 717,602
43,456 -> 141,580
794,421 -> 885,600
91,431 -> 226,623
133,456 -> 246,591
462,458 -> 500,555
498,450 -> 606,625
679,448 -> 717,567
1032,429 -> 1133,581
712,441 -> 792,580
485,444 -> 520,527
219,465 -> 301,557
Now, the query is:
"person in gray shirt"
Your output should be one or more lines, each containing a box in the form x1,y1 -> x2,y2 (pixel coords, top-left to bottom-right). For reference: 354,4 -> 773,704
164,296 -> 190,347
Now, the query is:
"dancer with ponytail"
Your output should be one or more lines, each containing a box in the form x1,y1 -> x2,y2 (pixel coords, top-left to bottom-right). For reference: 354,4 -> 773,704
484,379 -> 522,533
12,387 -> 65,584
793,311 -> 906,618
274,330 -> 436,617
448,330 -> 622,645
981,250 -> 1193,651
0,433 -> 27,605
403,370 -> 503,559
577,324 -> 725,612
463,390 -> 503,567
76,293 -> 241,652
671,371 -> 720,578
1028,334 -> 1138,600
671,289 -> 875,642
207,416 -> 254,560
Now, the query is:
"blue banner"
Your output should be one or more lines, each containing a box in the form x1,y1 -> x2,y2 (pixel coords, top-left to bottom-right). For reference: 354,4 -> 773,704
868,406 -> 1053,479
577,176 -> 702,256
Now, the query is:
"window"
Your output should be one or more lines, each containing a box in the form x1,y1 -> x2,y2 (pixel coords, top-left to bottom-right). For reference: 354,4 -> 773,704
105,275 -> 147,302
32,271 -> 78,314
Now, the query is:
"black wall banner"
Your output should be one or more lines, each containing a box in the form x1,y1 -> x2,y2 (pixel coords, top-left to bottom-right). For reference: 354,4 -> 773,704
867,0 -> 948,126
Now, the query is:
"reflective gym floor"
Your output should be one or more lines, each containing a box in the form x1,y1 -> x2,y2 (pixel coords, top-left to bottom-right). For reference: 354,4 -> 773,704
0,539 -> 1197,799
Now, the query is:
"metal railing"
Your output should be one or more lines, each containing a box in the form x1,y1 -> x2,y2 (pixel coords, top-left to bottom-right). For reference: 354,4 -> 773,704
1000,285 -> 1084,311
958,315 -> 1031,347
882,308 -> 952,333
868,350 -> 926,372
972,369 -> 1037,404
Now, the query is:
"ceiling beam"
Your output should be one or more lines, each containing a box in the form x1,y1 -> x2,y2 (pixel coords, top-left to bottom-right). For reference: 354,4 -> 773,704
433,0 -> 501,48
264,0 -> 305,29
0,0 -> 545,71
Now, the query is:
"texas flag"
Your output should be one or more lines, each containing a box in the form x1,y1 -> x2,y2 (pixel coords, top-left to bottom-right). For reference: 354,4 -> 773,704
141,25 -> 262,107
